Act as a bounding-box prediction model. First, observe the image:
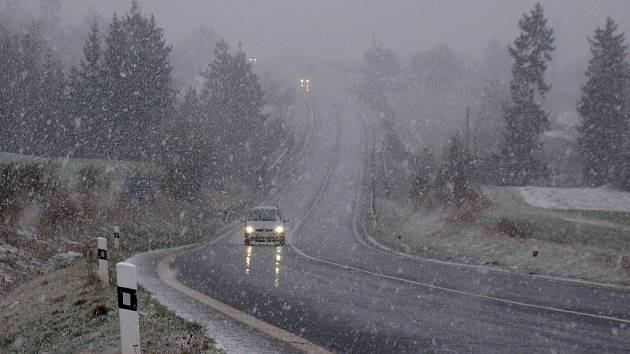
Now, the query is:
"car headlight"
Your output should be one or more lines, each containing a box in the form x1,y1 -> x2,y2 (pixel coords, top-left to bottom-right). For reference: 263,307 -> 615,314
274,225 -> 285,234
245,226 -> 254,234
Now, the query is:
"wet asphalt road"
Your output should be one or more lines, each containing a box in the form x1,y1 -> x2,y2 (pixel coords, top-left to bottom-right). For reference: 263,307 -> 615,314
162,75 -> 630,353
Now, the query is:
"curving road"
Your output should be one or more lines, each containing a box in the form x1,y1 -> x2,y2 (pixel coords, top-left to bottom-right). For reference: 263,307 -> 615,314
132,66 -> 630,353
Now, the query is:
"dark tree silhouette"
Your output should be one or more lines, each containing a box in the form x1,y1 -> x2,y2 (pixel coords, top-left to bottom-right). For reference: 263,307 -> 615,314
578,17 -> 628,187
499,2 -> 554,186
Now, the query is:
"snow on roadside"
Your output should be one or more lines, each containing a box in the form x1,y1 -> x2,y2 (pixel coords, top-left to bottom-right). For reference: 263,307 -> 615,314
517,186 -> 630,212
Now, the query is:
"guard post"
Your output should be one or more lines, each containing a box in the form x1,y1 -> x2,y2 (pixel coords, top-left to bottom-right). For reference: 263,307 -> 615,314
97,237 -> 109,283
117,262 -> 140,354
114,226 -> 120,249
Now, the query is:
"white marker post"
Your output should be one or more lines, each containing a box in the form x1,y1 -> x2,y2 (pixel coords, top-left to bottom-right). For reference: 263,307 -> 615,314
117,262 -> 140,354
113,226 -> 120,249
97,237 -> 109,283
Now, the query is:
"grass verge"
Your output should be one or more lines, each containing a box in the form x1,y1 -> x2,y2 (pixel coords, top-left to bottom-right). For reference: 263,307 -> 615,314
562,210 -> 630,227
479,212 -> 630,251
0,260 -> 223,354
368,189 -> 630,285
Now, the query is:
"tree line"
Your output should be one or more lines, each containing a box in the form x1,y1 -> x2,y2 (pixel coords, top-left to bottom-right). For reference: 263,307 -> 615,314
0,1 -> 284,201
361,2 -> 630,200
499,4 -> 628,189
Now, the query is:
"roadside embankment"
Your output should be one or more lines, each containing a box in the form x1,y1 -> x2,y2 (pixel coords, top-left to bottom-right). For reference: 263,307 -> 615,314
0,261 -> 223,353
367,186 -> 630,286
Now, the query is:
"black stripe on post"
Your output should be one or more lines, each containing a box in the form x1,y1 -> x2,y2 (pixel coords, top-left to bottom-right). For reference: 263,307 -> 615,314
117,287 -> 138,311
114,232 -> 120,239
97,249 -> 107,260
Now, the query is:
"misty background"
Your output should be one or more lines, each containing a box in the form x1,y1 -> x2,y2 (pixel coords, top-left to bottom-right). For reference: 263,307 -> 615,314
8,0 -> 630,112
13,0 -> 630,59
3,0 -> 630,187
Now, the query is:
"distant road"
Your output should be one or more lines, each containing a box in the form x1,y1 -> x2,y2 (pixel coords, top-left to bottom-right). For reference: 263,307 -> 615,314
136,63 -> 630,353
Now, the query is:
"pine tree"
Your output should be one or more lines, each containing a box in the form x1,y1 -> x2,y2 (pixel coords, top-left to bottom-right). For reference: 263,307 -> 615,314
200,40 -> 266,187
360,41 -> 399,118
36,50 -> 69,156
360,42 -> 409,196
0,27 -> 20,153
16,24 -> 48,155
411,44 -> 463,93
101,1 -> 173,160
412,147 -> 436,203
474,39 -> 511,160
102,13 -> 126,158
161,88 -> 213,202
0,16 -> 70,157
435,133 -> 477,209
499,3 -> 554,186
72,22 -> 104,158
122,2 -> 173,159
578,17 -> 628,187
0,22 -> 69,156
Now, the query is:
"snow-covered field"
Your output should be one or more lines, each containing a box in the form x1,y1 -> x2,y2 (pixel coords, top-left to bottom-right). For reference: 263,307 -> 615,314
517,186 -> 630,212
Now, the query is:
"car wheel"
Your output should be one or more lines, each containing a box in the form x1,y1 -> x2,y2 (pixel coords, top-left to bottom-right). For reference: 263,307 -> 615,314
279,237 -> 285,246
244,239 -> 251,246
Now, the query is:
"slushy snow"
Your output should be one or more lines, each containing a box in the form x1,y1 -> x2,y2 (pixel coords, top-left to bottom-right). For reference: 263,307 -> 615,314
517,186 -> 630,212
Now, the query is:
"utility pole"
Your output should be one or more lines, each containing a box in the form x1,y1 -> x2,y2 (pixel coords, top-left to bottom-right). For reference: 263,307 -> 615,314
465,106 -> 471,152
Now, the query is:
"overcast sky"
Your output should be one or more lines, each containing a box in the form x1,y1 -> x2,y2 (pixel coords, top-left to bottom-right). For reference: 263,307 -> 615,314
41,0 -> 630,62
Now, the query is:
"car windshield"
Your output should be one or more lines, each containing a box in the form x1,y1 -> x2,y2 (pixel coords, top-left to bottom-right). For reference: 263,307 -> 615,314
248,209 -> 281,221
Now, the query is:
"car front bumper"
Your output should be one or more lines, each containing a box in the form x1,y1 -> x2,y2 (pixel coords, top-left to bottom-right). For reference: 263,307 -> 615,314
245,233 -> 285,242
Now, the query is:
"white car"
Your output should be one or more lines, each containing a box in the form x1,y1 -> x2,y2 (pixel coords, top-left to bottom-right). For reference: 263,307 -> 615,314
243,206 -> 288,246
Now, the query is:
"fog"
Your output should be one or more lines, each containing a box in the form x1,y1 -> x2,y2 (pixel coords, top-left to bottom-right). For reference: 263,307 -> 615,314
3,1 -> 630,353
14,0 -> 630,62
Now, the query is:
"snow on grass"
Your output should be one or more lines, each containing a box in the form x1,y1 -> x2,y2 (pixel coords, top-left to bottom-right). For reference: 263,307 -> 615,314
371,196 -> 630,285
517,186 -> 630,212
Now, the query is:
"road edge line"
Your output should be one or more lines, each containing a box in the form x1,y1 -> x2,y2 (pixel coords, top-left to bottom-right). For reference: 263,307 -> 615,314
157,249 -> 333,354
350,97 -> 630,293
279,95 -> 630,324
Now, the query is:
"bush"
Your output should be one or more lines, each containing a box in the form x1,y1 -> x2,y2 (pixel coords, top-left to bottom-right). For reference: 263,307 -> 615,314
77,166 -> 107,198
495,218 -> 530,238
0,163 -> 22,226
433,133 -> 479,209
16,163 -> 46,195
0,161 -> 80,236
39,189 -> 80,230
411,147 -> 437,205
160,155 -> 207,203
610,152 -> 630,191
0,162 -> 59,227
89,303 -> 109,317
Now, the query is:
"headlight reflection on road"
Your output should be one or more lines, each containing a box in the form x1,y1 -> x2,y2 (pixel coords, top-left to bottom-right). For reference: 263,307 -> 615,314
242,245 -> 283,288
274,246 -> 282,288
245,246 -> 252,274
